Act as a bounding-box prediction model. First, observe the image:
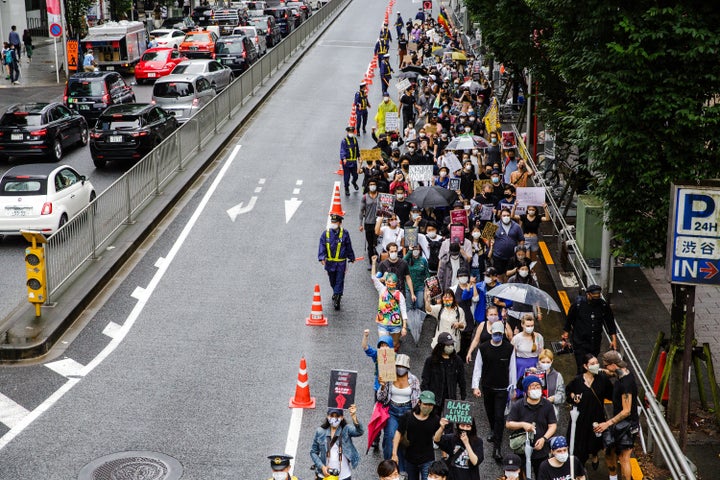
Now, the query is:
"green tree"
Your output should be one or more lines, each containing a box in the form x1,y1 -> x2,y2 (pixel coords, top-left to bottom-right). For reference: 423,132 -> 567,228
65,0 -> 95,38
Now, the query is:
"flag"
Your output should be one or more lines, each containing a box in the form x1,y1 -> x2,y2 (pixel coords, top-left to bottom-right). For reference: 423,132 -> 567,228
437,9 -> 451,36
484,98 -> 501,133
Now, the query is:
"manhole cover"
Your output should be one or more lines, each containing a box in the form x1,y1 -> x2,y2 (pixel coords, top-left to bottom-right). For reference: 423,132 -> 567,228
78,451 -> 183,480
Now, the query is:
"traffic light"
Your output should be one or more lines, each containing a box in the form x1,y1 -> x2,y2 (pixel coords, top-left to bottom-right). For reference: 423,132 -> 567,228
21,231 -> 47,317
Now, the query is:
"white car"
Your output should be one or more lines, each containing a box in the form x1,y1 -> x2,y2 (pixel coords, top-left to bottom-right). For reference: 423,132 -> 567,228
0,164 -> 95,235
232,26 -> 268,55
149,29 -> 187,49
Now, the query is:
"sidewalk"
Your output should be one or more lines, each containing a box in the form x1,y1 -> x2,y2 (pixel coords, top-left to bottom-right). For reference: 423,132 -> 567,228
0,37 -> 68,90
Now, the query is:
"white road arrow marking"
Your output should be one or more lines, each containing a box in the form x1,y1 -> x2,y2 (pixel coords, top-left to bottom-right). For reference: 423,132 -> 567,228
226,196 -> 257,221
285,198 -> 302,223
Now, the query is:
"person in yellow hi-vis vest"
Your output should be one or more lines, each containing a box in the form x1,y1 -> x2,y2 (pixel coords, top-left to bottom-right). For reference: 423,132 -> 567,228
374,92 -> 398,135
318,214 -> 356,310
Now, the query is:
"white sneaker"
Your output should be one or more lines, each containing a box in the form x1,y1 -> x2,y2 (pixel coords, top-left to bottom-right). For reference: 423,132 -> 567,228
12,81 -> 19,85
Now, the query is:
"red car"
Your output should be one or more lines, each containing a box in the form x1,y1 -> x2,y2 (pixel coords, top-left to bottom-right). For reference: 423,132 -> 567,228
179,30 -> 219,59
134,47 -> 188,84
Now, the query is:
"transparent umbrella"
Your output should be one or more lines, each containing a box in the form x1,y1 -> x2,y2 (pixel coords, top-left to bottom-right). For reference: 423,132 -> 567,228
487,283 -> 562,312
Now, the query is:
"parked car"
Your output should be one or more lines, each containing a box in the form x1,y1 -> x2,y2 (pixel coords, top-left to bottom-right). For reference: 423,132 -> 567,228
90,104 -> 179,168
170,59 -> 234,91
179,30 -> 219,59
134,47 -> 188,84
0,103 -> 88,163
230,26 -> 267,56
64,71 -> 136,123
149,28 -> 187,49
151,75 -> 217,124
249,15 -> 281,47
0,163 -> 95,235
263,7 -> 294,37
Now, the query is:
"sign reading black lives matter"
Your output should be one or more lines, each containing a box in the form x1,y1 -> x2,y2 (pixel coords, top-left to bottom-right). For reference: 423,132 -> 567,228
328,370 -> 357,409
443,399 -> 473,424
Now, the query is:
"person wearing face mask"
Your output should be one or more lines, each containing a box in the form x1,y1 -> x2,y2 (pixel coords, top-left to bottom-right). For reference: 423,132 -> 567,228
511,314 -> 544,397
426,460 -> 449,480
437,242 -> 470,292
471,320 -> 516,462
434,166 -> 450,189
509,159 -> 532,188
389,171 -> 410,196
403,244 -> 429,343
392,391 -> 441,480
376,215 -> 406,257
400,86 -> 420,132
516,204 -> 549,262
340,126 -> 361,197
375,92 -> 398,135
267,454 -> 300,480
537,436 -> 586,480
377,354 -> 421,464
423,222 -> 444,274
467,226 -> 488,279
421,332 -> 467,419
433,417 -> 483,480
492,208 -> 525,282
434,130 -> 450,157
310,405 -> 364,480
377,459 -> 400,480
495,185 -> 516,216
360,180 -> 381,270
524,350 -> 565,419
459,161 -> 477,201
377,242 -> 415,301
466,305 -> 514,362
503,150 -> 519,185
506,260 -> 542,328
506,376 -> 558,478
486,131 -> 501,166
426,288 -> 466,351
354,82 -> 371,134
469,267 -> 507,325
499,454 -> 526,480
393,187 -> 413,226
379,53 -> 394,96
371,264 -> 408,349
318,214 -> 356,310
489,170 -> 506,205
565,354 -> 612,470
562,284 -> 618,374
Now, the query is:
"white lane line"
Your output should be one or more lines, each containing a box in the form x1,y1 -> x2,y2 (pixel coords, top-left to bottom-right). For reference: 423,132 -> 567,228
0,393 -> 30,430
0,144 -> 243,452
131,286 -> 148,302
102,321 -> 122,339
259,178 -> 266,184
296,180 -> 303,185
45,358 -> 85,378
254,187 -> 262,193
293,188 -> 301,195
154,257 -> 166,268
284,408 -> 304,475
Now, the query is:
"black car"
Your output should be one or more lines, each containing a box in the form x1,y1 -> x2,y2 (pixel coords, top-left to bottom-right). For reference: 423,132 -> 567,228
191,6 -> 215,26
64,71 -> 136,122
286,1 -> 311,21
90,104 -> 178,169
214,35 -> 258,74
250,15 -> 282,47
0,103 -> 88,162
263,7 -> 294,37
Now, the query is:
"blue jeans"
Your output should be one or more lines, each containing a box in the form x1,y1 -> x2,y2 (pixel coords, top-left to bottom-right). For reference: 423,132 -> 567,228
383,403 -> 412,463
404,459 -> 432,480
406,286 -> 424,311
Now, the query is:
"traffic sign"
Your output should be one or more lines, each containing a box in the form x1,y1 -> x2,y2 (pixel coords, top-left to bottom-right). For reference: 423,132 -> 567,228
667,182 -> 720,285
49,23 -> 62,37
423,0 -> 432,11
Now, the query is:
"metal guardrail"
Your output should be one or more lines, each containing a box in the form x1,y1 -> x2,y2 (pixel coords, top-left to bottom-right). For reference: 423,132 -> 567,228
42,0 -> 347,302
513,125 -> 696,479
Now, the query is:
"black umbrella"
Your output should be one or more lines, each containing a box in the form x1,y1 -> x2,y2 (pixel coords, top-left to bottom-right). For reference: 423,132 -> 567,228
407,186 -> 458,208
401,65 -> 427,75
398,71 -> 420,79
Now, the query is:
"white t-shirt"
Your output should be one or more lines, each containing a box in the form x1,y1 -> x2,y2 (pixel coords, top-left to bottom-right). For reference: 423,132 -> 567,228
379,225 -> 404,252
327,438 -> 352,480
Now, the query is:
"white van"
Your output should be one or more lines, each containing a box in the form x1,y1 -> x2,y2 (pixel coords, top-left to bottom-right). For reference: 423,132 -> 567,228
242,1 -> 269,17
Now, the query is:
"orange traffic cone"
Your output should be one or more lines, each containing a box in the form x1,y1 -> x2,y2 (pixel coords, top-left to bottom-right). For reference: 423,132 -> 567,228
365,71 -> 373,85
371,55 -> 377,69
328,184 -> 346,216
335,162 -> 344,175
289,357 -> 316,408
306,283 -> 328,326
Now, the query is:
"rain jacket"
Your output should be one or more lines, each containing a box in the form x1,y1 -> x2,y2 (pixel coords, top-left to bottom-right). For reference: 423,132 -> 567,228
375,99 -> 398,135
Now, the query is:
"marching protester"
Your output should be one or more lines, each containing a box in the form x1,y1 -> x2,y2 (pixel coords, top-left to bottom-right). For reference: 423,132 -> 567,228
311,406 -> 364,480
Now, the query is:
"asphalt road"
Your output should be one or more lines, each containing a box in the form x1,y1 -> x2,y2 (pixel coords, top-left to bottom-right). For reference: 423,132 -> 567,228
0,1 -> 544,479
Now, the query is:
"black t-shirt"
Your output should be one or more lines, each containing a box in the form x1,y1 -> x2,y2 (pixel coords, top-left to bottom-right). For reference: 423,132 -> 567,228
379,258 -> 411,293
521,214 -> 541,235
537,457 -> 585,480
507,398 -> 557,459
437,434 -> 483,480
612,371 -> 639,422
397,412 -> 441,464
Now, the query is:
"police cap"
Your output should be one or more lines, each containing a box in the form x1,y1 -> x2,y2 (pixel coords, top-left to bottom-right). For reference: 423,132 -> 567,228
586,284 -> 602,293
330,214 -> 344,223
268,454 -> 293,471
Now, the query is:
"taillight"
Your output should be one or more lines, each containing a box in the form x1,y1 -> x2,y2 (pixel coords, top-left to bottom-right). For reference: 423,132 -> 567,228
102,93 -> 111,105
41,202 -> 52,215
131,130 -> 149,137
151,99 -> 156,105
242,50 -> 246,59
29,129 -> 47,137
90,132 -> 102,139
63,95 -> 68,103
255,36 -> 259,44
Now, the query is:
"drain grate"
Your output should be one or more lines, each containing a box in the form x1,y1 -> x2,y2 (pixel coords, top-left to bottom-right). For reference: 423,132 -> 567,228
78,451 -> 183,480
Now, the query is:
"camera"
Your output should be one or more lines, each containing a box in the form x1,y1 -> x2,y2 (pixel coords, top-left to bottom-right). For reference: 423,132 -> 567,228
327,469 -> 340,476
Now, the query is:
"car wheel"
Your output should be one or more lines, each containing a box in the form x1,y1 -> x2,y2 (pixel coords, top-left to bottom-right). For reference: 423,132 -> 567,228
136,78 -> 145,85
58,213 -> 68,230
78,125 -> 89,146
89,191 -> 96,203
93,156 -> 108,169
50,138 -> 63,162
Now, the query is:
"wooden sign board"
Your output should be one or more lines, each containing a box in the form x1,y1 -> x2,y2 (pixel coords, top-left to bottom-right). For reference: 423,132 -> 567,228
377,347 -> 397,383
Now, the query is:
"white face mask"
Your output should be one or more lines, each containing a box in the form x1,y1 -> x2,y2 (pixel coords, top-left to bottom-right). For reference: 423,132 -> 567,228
439,171 -> 447,177
389,252 -> 398,260
463,205 -> 471,211
588,364 -> 600,375
427,231 -> 437,239
396,194 -> 405,201
347,133 -> 355,138
555,452 -> 569,463
329,223 -> 339,230
524,326 -> 534,334
483,275 -> 492,283
412,249 -> 420,258
465,165 -> 472,171
538,362 -> 551,371
369,185 -> 377,192
411,213 -> 420,220
504,472 -> 519,479
528,388 -> 542,400
519,270 -> 529,278
328,417 -> 341,427
472,231 -> 481,239
501,216 -> 511,224
444,345 -> 454,355
458,276 -> 469,284
272,473 -> 287,480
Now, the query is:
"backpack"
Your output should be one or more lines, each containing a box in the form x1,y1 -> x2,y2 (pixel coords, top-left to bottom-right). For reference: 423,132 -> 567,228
4,49 -> 12,65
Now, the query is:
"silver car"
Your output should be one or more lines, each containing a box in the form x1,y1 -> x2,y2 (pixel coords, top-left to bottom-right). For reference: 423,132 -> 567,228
232,26 -> 268,55
170,59 -> 234,92
151,74 -> 216,124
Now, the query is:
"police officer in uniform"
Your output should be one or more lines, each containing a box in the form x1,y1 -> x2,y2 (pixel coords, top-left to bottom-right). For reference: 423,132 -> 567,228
340,126 -> 360,196
374,36 -> 389,58
354,82 -> 371,134
318,214 -> 356,309
267,454 -> 301,480
380,22 -> 392,43
379,53 -> 393,96
562,284 -> 618,374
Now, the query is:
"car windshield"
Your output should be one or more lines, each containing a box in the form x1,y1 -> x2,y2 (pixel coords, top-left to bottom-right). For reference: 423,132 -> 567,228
215,41 -> 244,54
250,20 -> 266,31
97,117 -> 143,130
172,63 -> 205,74
184,33 -> 211,43
68,81 -> 105,97
142,50 -> 170,62
236,28 -> 254,36
0,112 -> 43,127
0,179 -> 46,195
154,81 -> 194,97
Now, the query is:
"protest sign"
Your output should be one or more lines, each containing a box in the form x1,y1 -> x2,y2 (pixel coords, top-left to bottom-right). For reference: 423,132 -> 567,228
425,276 -> 442,299
481,222 -> 498,240
450,225 -> 465,244
408,165 -> 434,184
396,78 -> 412,92
516,187 -> 545,207
450,209 -> 468,229
448,178 -> 461,191
361,149 -> 383,162
385,112 -> 400,132
377,347 -> 396,383
405,226 -> 419,247
479,204 -> 494,221
328,369 -> 358,409
514,204 -> 527,216
443,152 -> 463,174
443,399 -> 473,424
502,130 -> 517,148
378,193 -> 395,217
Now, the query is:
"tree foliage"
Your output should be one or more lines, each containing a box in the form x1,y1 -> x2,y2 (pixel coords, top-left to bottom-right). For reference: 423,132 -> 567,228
65,0 -> 95,38
469,0 -> 720,267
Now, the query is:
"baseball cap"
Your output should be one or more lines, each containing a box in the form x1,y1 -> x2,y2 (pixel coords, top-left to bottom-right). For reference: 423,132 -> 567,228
491,321 -> 504,334
437,331 -> 454,345
419,390 -> 436,405
503,454 -> 522,471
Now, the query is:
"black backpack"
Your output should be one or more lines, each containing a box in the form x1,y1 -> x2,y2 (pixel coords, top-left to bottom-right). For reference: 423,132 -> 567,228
427,238 -> 443,271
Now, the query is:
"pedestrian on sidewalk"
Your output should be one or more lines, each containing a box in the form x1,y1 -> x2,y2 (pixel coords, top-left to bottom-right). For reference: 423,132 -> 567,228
2,43 -> 19,84
8,26 -> 21,59
22,30 -> 32,63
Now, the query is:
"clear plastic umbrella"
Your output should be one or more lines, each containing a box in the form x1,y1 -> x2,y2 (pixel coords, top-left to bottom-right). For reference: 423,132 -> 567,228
487,283 -> 562,312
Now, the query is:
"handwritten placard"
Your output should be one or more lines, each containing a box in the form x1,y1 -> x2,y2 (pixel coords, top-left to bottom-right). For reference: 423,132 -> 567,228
328,369 -> 358,409
481,222 -> 498,240
385,112 -> 400,132
448,177 -> 461,191
516,187 -> 545,207
378,193 -> 395,217
443,152 -> 463,174
405,226 -> 419,247
377,347 -> 396,383
443,399 -> 473,424
396,78 -> 412,92
408,165 -> 434,183
361,149 -> 383,161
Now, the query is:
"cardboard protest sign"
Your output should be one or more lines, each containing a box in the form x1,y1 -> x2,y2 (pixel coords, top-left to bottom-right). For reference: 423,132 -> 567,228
408,165 -> 434,184
425,276 -> 442,299
361,149 -> 383,162
385,112 -> 400,132
448,178 -> 461,191
377,347 -> 396,383
450,225 -> 465,244
502,130 -> 517,148
481,222 -> 498,240
328,369 -> 358,409
479,204 -> 494,221
451,209 -> 468,229
443,152 -> 463,174
474,179 -> 491,194
405,226 -> 419,247
378,193 -> 395,217
443,399 -> 473,424
516,187 -> 545,207
423,57 -> 437,67
396,78 -> 412,92
514,204 -> 527,216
